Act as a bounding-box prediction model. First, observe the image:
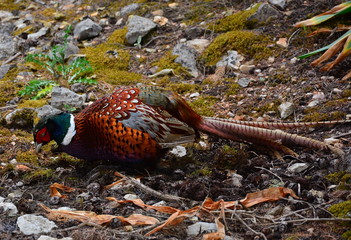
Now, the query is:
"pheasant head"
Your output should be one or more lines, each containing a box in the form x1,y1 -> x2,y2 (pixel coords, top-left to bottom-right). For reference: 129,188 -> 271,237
34,113 -> 76,152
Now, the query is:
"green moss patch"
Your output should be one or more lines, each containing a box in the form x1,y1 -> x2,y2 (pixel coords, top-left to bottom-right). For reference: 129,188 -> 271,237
16,150 -> 39,166
188,95 -> 219,116
201,30 -> 272,66
210,4 -> 260,32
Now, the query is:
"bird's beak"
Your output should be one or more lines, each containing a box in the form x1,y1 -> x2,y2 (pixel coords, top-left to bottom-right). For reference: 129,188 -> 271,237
35,143 -> 43,153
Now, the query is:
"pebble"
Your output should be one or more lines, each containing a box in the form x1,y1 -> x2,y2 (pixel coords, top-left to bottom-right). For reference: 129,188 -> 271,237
230,173 -> 243,187
278,102 -> 294,119
17,214 -> 57,235
123,194 -> 139,200
287,163 -> 309,173
187,222 -> 217,236
238,77 -> 251,87
170,145 -> 187,157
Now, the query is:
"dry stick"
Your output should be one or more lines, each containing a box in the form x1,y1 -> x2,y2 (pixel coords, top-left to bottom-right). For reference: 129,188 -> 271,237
0,105 -> 17,112
1,52 -> 21,66
124,175 -> 192,203
231,210 -> 267,240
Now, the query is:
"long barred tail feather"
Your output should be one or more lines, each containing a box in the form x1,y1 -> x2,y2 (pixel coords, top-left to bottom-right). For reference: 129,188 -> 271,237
202,117 -> 351,130
198,118 -> 345,158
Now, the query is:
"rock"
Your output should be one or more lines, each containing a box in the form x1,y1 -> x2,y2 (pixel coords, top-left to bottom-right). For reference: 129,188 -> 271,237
0,197 -> 18,216
172,43 -> 199,77
123,194 -> 139,200
187,222 -> 217,236
0,34 -> 18,60
151,9 -> 164,16
186,39 -> 210,54
239,64 -> 255,73
74,18 -> 102,41
126,15 -> 157,45
230,173 -> 243,187
278,102 -> 294,119
189,92 -> 200,98
64,42 -> 79,60
287,163 -> 309,173
248,3 -> 283,22
70,83 -> 86,93
50,86 -> 85,111
269,0 -> 286,9
17,214 -> 57,235
5,108 -> 35,129
0,64 -> 14,79
38,236 -> 73,240
216,50 -> 243,69
28,27 -> 49,40
153,16 -> 168,26
276,37 -> 288,48
184,27 -> 206,39
35,105 -> 62,119
0,10 -> 13,20
118,3 -> 140,16
170,145 -> 187,157
238,78 -> 251,88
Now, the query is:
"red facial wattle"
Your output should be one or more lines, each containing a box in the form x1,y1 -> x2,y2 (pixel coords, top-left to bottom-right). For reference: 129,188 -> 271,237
35,127 -> 51,143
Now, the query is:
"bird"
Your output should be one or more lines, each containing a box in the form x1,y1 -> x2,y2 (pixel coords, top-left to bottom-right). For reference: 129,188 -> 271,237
33,85 -> 347,167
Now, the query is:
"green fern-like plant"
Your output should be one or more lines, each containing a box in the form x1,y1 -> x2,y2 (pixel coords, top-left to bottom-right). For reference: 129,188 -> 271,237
20,25 -> 96,99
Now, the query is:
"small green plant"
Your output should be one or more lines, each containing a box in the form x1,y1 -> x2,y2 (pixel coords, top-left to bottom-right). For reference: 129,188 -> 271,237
295,1 -> 351,80
20,25 -> 96,99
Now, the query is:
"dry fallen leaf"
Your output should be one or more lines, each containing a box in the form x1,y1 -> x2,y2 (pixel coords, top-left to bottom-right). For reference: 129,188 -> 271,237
49,183 -> 76,199
202,218 -> 226,240
240,187 -> 299,208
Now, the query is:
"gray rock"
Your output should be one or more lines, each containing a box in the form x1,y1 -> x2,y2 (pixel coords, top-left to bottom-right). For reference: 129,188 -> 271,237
28,27 -> 49,40
172,43 -> 199,77
186,39 -> 210,54
238,78 -> 251,88
0,64 -> 14,79
187,222 -> 217,236
74,18 -> 102,41
0,22 -> 15,35
287,163 -> 309,173
126,15 -> 157,45
230,173 -> 243,187
17,214 -> 57,235
184,27 -> 206,40
64,42 -> 79,60
170,145 -> 187,157
248,3 -> 283,22
0,34 -> 18,60
0,197 -> 18,216
278,102 -> 294,119
5,108 -> 35,129
38,236 -> 73,240
35,105 -> 62,119
0,10 -> 13,20
216,50 -> 243,69
50,87 -> 85,110
269,0 -> 286,9
119,3 -> 140,16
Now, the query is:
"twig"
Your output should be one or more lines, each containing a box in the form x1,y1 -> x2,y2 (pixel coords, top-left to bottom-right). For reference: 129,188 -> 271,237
123,174 -> 193,203
231,210 -> 267,240
0,105 -> 17,112
255,166 -> 284,183
54,222 -> 103,232
1,52 -> 21,66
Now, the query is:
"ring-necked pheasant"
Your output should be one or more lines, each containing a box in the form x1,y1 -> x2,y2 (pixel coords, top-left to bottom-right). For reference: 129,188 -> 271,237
34,86 -> 348,166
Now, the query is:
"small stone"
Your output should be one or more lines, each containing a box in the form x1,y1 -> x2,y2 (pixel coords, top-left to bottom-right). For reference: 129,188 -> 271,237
269,0 -> 286,9
38,236 -> 73,240
16,182 -> 24,187
87,182 -> 101,194
17,214 -> 57,235
187,222 -> 217,236
216,50 -> 244,69
0,200 -> 18,216
153,201 -> 166,206
268,56 -> 275,63
170,145 -> 187,157
126,15 -> 157,45
73,18 -> 102,41
276,38 -> 288,48
189,92 -> 200,98
124,194 -> 139,200
278,102 -> 294,119
287,163 -> 309,173
168,3 -> 178,8
153,16 -> 168,26
186,39 -> 210,54
151,9 -> 164,16
28,27 -> 49,40
239,64 -> 255,73
290,57 -> 298,64
230,173 -> 243,187
238,78 -> 251,87
119,3 -> 140,16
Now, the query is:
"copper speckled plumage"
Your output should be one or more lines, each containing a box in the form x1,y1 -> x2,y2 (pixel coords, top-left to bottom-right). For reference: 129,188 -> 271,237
34,86 -> 349,166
